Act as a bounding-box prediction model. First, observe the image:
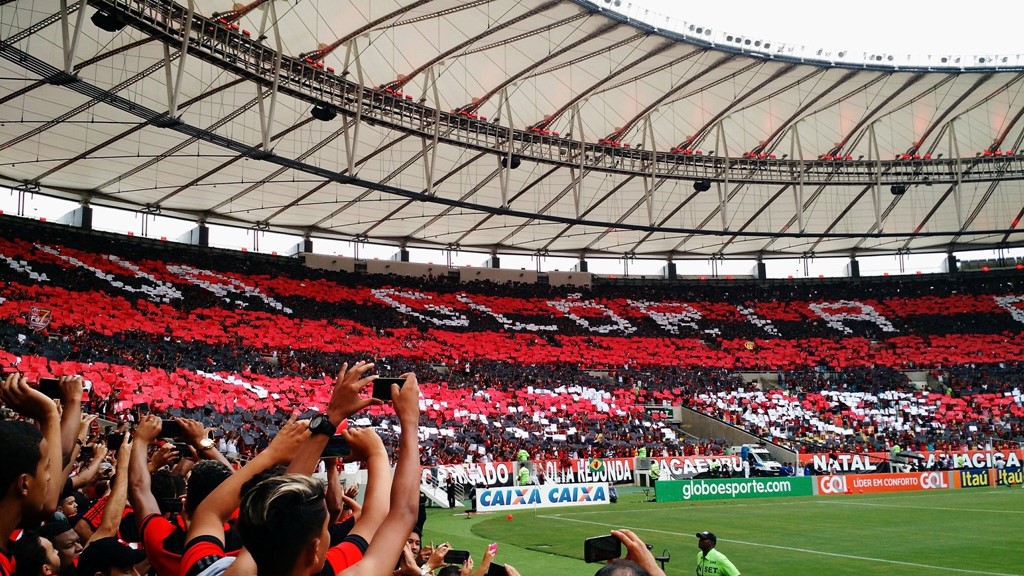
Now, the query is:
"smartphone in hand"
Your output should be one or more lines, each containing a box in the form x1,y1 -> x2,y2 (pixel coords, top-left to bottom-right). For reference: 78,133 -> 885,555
443,550 -> 471,565
321,435 -> 351,458
37,377 -> 62,398
371,377 -> 405,402
584,535 -> 621,563
160,420 -> 184,439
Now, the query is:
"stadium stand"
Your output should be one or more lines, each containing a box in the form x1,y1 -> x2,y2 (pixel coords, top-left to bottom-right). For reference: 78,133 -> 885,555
0,218 -> 1022,462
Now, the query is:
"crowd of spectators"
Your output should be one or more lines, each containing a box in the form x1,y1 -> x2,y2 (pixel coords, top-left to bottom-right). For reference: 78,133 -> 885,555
0,369 -> 670,576
0,218 -> 1022,465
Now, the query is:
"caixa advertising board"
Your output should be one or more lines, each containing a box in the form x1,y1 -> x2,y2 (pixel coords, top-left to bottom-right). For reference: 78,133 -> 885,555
475,483 -> 610,512
655,477 -> 813,502
814,472 -> 951,495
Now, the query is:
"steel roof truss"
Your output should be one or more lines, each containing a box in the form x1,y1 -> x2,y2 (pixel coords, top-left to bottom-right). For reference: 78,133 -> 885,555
571,103 -> 585,217
950,119 -> 964,228
59,0 -> 88,74
715,121 -> 729,232
642,115 -> 656,226
791,123 -> 805,233
869,123 -> 883,233
255,0 -> 283,151
420,66 -> 442,196
342,38 -> 364,176
166,0 -> 195,117
496,87 -> 515,208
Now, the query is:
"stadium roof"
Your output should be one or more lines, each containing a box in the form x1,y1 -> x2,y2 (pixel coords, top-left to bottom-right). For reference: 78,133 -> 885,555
3,0 -> 1024,259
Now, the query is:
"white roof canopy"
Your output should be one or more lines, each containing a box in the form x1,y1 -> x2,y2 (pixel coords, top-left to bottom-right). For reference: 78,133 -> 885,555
2,0 -> 1024,258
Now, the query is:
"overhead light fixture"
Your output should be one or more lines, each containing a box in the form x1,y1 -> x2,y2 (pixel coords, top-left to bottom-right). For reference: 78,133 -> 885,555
310,105 -> 336,121
890,184 -> 908,195
693,180 -> 712,192
91,10 -> 127,32
500,155 -> 522,169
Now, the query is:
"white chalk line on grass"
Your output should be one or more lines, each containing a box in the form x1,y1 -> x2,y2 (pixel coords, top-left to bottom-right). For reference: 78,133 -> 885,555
538,515 -> 1022,576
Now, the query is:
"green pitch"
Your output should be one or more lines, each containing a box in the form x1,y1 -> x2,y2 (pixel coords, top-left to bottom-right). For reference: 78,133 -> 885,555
421,486 -> 1024,576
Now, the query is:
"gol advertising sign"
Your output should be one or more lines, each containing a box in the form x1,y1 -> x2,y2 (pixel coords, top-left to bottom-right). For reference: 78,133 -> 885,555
815,472 -> 951,495
475,482 -> 610,512
656,477 -> 813,502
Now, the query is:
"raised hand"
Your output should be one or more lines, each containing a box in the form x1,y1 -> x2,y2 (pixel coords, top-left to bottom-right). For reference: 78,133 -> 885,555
265,414 -> 311,464
134,414 -> 163,443
326,361 -> 382,423
342,427 -> 386,462
0,373 -> 58,422
391,372 -> 420,427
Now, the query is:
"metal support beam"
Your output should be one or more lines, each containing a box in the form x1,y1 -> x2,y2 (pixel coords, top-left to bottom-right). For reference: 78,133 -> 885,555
419,66 -> 442,196
642,115 -> 657,226
715,121 -> 729,231
59,0 -> 88,74
868,122 -> 882,233
342,37 -> 364,175
790,123 -> 805,233
570,103 -> 585,217
167,0 -> 194,117
948,119 -> 964,229
496,87 -> 515,208
256,0 -> 282,150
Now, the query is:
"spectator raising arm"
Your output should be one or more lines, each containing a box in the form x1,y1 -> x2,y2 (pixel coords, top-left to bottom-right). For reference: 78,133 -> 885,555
58,376 -> 85,468
340,373 -> 421,576
185,415 -> 310,547
129,414 -> 163,522
286,361 -> 381,476
334,428 -> 391,546
87,433 -> 133,544
71,443 -> 108,491
177,417 -> 231,468
1,373 -> 64,516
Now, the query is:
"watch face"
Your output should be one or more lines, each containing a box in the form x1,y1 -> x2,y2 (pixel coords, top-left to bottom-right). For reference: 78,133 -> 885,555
311,415 -> 332,434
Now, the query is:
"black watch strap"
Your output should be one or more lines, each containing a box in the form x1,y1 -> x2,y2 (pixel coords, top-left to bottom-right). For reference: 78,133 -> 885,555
311,414 -> 336,436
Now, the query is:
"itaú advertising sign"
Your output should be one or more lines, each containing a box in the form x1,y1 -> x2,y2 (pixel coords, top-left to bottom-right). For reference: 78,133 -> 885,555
476,483 -> 610,512
816,472 -> 951,495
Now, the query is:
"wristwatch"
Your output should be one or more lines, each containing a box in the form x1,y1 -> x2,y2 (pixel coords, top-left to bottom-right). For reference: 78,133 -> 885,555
309,414 -> 337,436
198,437 -> 215,450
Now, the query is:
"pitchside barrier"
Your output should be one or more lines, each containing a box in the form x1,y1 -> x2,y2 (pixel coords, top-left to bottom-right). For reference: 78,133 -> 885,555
656,467 -> 1022,502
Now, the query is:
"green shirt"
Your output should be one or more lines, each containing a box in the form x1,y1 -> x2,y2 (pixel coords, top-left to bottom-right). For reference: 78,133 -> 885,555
518,466 -> 530,484
649,461 -> 660,480
636,447 -> 647,458
697,548 -> 740,576
516,449 -> 530,461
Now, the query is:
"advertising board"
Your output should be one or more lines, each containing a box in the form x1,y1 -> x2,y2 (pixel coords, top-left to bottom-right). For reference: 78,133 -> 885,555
656,477 -> 812,502
475,482 -> 610,512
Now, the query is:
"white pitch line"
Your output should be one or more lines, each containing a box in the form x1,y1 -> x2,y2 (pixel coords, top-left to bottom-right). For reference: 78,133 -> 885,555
539,515 -> 1023,576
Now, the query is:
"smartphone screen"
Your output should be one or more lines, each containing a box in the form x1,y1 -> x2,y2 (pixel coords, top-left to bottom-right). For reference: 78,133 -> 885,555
160,420 -> 184,439
38,377 -> 62,398
584,535 -> 621,563
443,550 -> 471,565
371,377 -> 405,402
486,563 -> 507,576
321,435 -> 351,458
106,432 -> 125,451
